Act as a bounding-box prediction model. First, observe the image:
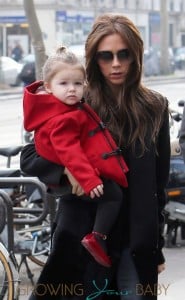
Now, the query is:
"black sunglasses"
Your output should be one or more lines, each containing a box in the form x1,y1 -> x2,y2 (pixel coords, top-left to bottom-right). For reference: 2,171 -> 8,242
96,49 -> 130,63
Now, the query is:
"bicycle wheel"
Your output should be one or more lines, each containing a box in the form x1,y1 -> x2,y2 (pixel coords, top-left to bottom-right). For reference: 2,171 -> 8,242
17,225 -> 51,267
28,230 -> 51,267
28,254 -> 47,267
0,247 -> 14,300
0,199 -> 6,233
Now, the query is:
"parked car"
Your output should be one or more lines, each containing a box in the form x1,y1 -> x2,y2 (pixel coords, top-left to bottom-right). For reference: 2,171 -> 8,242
0,56 -> 23,86
165,154 -> 185,246
68,44 -> 85,64
21,53 -> 35,64
166,47 -> 176,73
143,49 -> 160,76
174,47 -> 185,69
143,48 -> 175,77
167,155 -> 185,194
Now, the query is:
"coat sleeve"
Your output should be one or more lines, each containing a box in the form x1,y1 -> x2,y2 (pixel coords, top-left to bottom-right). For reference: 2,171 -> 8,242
156,100 -> 171,264
49,116 -> 102,194
20,143 -> 64,185
179,105 -> 185,162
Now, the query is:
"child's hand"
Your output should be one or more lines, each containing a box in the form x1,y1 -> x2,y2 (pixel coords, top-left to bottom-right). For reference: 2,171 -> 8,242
90,184 -> 104,199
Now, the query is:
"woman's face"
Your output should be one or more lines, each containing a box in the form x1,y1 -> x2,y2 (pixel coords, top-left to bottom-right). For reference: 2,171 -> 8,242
96,33 -> 132,86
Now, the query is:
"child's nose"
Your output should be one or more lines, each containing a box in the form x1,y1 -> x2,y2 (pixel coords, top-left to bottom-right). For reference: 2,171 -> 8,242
69,84 -> 75,90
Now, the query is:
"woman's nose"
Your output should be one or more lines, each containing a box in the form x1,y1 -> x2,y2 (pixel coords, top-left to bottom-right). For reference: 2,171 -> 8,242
112,55 -> 121,66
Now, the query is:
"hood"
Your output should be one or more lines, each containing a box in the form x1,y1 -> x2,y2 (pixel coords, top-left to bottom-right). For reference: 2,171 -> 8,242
23,80 -> 76,131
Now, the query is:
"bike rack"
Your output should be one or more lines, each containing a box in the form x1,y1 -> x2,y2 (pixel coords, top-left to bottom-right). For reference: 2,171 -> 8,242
0,181 -> 50,288
0,189 -> 14,252
0,177 -> 48,225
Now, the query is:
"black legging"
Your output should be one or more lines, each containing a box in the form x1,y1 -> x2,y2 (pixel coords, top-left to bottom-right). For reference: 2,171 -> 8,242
83,179 -> 123,236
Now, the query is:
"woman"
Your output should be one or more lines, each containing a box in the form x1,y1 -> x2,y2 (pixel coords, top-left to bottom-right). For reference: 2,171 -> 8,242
21,13 -> 170,300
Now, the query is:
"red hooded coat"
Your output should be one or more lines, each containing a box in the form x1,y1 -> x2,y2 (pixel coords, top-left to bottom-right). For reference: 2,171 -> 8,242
23,81 -> 129,194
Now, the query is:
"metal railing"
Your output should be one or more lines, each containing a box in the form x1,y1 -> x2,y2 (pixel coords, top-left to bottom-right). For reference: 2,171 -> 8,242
0,177 -> 49,252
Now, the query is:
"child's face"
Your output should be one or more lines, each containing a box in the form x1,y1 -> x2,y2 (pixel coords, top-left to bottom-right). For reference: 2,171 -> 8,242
45,65 -> 85,105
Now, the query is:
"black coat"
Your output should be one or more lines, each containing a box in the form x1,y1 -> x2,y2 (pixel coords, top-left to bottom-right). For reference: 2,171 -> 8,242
20,103 -> 170,300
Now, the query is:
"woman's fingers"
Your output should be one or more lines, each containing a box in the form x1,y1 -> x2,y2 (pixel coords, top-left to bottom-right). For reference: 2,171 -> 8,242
90,184 -> 104,198
64,167 -> 84,196
72,183 -> 84,196
97,184 -> 104,195
71,181 -> 84,196
158,263 -> 165,274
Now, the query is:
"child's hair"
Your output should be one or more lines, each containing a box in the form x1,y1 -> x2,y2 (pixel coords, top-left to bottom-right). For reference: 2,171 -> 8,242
42,46 -> 86,82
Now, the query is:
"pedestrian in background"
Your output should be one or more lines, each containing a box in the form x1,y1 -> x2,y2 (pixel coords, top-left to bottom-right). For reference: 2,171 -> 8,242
11,40 -> 24,62
19,61 -> 36,86
179,106 -> 185,161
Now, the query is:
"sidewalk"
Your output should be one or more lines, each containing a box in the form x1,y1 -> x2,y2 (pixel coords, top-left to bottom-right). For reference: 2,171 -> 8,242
159,245 -> 185,300
0,84 -> 23,95
143,69 -> 185,85
17,242 -> 185,299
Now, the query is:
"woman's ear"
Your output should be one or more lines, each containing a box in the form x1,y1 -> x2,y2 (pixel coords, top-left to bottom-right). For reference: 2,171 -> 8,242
44,82 -> 52,94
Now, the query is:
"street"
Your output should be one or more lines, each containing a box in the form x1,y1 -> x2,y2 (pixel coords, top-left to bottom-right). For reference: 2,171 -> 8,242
147,82 -> 185,112
0,78 -> 185,299
0,88 -> 23,167
0,91 -> 23,146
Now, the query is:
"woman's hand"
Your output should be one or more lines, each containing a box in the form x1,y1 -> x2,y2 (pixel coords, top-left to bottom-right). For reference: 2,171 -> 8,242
90,184 -> 104,199
158,263 -> 165,274
64,167 -> 84,196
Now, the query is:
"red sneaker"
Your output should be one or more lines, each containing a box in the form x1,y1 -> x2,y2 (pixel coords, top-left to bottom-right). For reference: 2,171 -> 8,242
81,233 -> 112,267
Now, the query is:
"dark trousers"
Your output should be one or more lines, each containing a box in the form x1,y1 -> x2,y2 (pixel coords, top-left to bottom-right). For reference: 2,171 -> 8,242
117,248 -> 142,300
28,182 -> 124,300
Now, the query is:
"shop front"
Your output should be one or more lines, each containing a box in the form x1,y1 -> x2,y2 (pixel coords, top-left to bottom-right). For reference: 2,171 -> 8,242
0,15 -> 30,58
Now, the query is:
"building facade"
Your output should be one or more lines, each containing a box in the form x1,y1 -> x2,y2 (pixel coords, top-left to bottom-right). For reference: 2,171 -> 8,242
0,0 -> 185,56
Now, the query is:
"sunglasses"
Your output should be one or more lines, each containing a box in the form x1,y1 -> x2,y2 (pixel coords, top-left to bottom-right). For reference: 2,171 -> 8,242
96,49 -> 130,63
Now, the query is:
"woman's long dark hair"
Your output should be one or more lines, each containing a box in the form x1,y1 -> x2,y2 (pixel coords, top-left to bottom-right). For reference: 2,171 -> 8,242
85,13 -> 168,155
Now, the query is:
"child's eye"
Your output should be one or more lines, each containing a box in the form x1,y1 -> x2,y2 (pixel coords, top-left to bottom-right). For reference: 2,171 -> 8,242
75,82 -> 83,85
60,81 -> 67,85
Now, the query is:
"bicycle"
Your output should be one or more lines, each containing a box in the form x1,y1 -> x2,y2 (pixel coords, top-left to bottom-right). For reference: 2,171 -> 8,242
0,145 -> 23,168
0,144 -> 62,299
0,176 -> 55,299
0,146 -> 57,265
0,189 -> 19,300
0,174 -> 52,279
